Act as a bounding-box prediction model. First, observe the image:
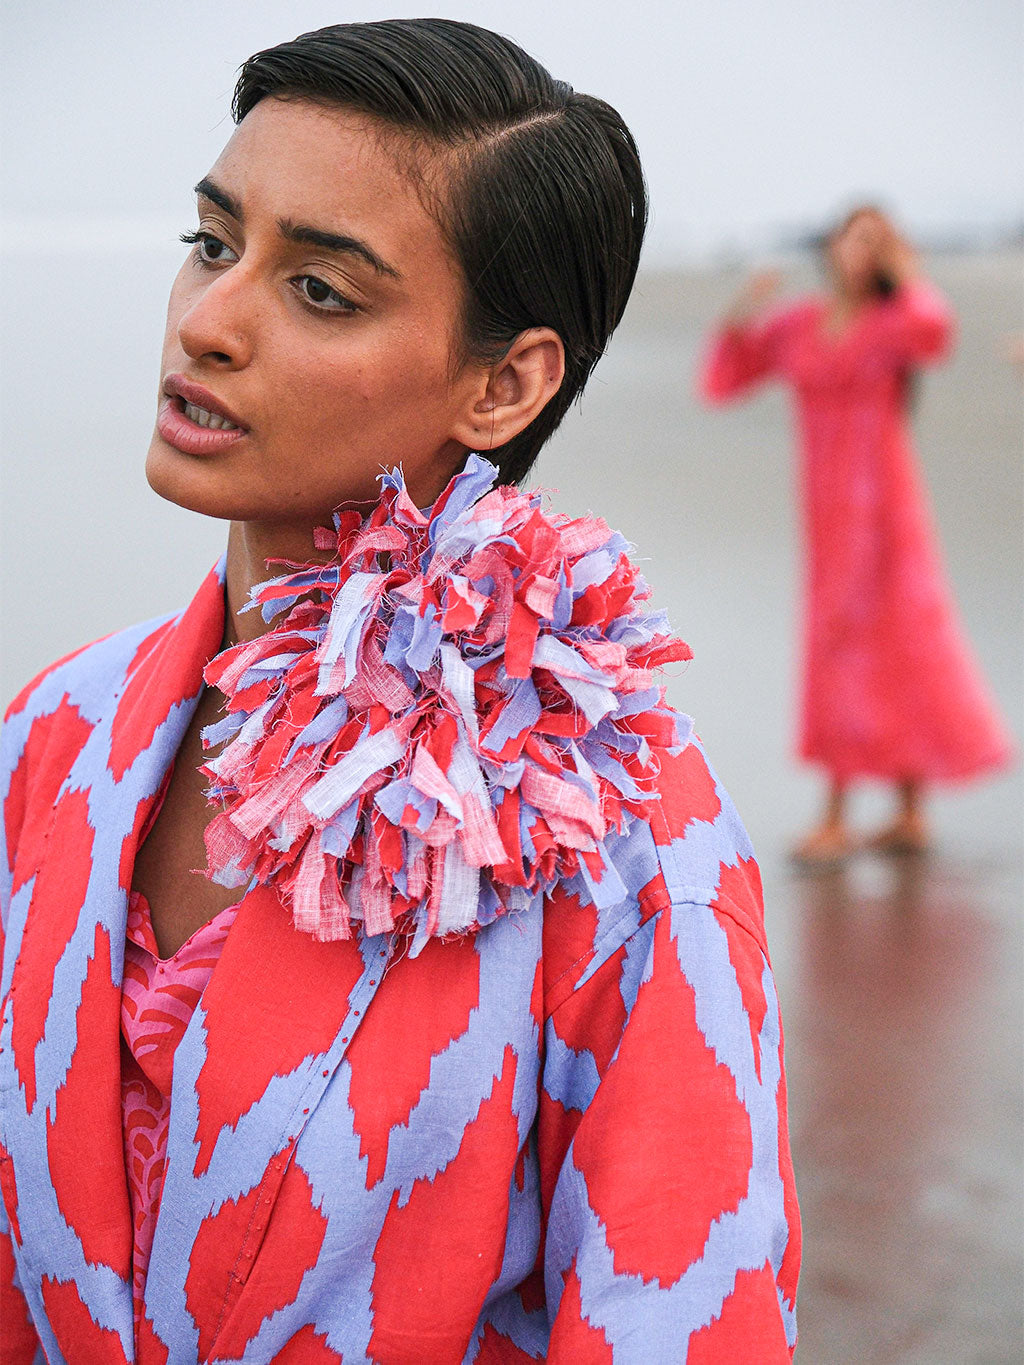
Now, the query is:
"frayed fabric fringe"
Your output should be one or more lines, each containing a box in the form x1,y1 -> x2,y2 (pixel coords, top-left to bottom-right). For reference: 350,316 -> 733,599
202,455 -> 692,955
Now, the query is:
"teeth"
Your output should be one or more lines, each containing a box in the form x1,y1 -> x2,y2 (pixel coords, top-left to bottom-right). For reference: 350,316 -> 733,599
183,400 -> 239,431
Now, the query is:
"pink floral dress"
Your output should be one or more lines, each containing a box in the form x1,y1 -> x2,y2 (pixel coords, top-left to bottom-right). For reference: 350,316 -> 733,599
121,890 -> 238,1327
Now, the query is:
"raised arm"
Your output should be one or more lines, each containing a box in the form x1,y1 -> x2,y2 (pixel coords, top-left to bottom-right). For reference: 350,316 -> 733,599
697,270 -> 797,404
868,224 -> 955,366
877,278 -> 955,366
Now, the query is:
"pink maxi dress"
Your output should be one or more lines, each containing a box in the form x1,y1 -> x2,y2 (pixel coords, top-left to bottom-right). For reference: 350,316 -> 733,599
699,281 -> 1012,783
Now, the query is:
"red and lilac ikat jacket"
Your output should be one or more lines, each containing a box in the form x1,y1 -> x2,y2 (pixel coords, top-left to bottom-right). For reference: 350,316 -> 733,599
1,535 -> 800,1362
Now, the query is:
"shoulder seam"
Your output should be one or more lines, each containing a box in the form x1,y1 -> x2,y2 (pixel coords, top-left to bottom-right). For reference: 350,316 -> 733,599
545,887 -> 717,1017
709,887 -> 771,958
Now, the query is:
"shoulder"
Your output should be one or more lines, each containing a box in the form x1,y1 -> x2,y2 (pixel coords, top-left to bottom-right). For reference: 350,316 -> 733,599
887,278 -> 951,313
1,609 -> 180,771
542,732 -> 767,1013
739,296 -> 819,358
877,279 -> 955,332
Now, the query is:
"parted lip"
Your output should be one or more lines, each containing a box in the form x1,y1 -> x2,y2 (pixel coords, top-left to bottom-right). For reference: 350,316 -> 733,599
162,374 -> 248,430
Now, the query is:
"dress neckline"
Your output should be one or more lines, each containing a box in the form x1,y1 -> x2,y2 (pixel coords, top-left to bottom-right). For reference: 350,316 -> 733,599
816,297 -> 873,347
126,887 -> 239,965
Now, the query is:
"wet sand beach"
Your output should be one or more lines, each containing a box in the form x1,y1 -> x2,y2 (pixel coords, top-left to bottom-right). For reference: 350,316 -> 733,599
1,249 -> 1021,1360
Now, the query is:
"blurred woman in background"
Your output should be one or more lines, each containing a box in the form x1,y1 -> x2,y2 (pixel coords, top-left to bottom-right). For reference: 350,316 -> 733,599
699,206 -> 1012,863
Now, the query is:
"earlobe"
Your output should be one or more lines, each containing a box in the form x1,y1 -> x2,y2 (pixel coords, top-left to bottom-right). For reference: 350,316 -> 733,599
453,327 -> 565,450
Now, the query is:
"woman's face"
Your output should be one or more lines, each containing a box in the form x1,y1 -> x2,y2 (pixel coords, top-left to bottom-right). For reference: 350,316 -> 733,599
147,98 -> 484,526
828,210 -> 888,295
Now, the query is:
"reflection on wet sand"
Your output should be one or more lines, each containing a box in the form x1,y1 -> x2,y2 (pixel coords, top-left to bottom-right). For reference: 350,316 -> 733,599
784,853 -> 1022,1363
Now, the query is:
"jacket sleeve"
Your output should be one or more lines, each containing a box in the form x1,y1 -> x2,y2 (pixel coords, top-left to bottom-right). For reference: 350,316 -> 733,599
876,279 -> 955,366
1,859 -> 42,1364
1,705 -> 18,936
0,706 -> 44,1365
539,893 -> 800,1362
0,1215 -> 42,1365
697,307 -> 800,404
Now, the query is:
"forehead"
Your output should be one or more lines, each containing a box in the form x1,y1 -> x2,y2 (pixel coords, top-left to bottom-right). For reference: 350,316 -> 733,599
839,212 -> 883,241
208,97 -> 449,265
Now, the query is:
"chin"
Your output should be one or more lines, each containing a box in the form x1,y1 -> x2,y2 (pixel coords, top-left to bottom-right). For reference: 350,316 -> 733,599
144,432 -> 372,530
145,435 -> 260,523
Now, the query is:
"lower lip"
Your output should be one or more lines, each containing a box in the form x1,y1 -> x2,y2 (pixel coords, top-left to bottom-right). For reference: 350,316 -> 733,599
156,397 -> 247,455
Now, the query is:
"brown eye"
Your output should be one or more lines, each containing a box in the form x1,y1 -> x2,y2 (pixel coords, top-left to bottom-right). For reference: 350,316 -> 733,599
304,277 -> 331,303
293,275 -> 358,314
180,231 -> 238,266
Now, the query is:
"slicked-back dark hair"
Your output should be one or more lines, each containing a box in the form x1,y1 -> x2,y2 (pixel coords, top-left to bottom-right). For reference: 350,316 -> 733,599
233,19 -> 647,484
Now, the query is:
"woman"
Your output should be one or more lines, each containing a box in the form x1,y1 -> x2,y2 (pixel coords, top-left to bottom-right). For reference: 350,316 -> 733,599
699,207 -> 1012,863
1,21 -> 799,1362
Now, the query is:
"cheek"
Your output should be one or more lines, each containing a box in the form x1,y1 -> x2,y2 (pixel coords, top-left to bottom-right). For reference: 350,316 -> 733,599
833,242 -> 860,275
278,328 -> 455,427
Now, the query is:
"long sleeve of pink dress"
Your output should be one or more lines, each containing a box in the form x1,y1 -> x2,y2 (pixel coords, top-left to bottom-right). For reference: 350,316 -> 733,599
699,282 -> 1013,783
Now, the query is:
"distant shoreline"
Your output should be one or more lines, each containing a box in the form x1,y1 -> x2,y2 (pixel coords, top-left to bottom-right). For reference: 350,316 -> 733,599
2,215 -> 1022,267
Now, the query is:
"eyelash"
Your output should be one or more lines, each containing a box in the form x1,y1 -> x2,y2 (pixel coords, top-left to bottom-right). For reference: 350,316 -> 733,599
179,230 -> 360,316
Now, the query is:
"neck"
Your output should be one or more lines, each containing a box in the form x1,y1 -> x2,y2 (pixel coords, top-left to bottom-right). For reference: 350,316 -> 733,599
221,456 -> 473,647
223,517 -> 352,648
833,279 -> 872,312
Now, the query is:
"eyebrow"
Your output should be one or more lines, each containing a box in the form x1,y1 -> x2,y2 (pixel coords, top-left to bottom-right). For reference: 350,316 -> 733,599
278,220 -> 400,280
195,177 -> 241,221
194,177 -> 400,281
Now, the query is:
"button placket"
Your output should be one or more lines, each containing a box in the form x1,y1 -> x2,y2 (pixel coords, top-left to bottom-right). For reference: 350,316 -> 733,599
280,932 -> 392,1151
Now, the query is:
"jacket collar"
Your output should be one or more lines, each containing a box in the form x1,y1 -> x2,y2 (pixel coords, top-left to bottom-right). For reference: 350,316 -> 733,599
1,560 -> 390,1360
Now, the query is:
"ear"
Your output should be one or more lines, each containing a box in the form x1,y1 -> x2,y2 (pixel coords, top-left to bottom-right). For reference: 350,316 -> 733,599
451,327 -> 565,451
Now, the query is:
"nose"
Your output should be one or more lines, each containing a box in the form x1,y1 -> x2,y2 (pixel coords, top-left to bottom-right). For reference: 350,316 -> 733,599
177,263 -> 256,369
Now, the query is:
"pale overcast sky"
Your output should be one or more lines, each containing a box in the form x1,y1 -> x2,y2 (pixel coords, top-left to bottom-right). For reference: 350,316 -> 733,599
3,0 -> 1021,262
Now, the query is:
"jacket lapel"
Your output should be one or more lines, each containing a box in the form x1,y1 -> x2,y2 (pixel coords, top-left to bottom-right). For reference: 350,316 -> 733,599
141,881 -> 389,1360
0,563 -> 225,1363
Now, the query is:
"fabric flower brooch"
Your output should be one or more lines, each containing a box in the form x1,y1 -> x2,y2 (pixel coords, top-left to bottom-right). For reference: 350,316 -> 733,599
202,455 -> 691,953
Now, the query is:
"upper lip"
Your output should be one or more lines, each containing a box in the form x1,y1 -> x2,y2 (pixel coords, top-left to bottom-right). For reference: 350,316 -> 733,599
162,374 -> 248,430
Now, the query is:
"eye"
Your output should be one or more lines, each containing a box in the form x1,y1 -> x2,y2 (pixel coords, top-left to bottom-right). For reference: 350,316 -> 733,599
292,275 -> 359,314
180,230 -> 238,266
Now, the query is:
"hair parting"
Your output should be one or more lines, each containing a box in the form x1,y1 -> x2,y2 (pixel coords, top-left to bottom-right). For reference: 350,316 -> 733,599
233,18 -> 647,483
